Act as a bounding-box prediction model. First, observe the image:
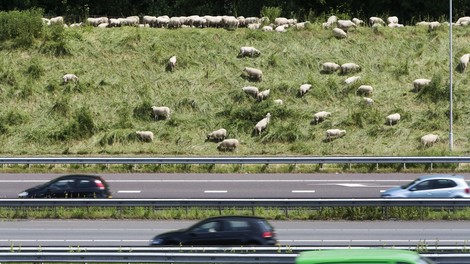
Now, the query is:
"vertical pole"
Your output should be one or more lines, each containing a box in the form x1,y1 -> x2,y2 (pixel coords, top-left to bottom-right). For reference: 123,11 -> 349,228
449,0 -> 454,151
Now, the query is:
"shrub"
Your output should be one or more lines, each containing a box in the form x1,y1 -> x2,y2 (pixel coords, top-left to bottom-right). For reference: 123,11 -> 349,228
50,107 -> 96,141
260,6 -> 282,22
0,9 -> 43,48
39,24 -> 71,56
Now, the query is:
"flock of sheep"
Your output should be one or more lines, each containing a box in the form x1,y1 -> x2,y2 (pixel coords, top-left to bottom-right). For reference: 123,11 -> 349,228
54,13 -> 470,152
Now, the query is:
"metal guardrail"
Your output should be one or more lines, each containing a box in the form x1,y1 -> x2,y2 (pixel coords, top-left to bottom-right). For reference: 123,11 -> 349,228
2,198 -> 470,208
0,156 -> 468,165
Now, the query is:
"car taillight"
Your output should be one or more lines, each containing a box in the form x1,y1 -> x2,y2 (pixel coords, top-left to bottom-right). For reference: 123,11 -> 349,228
262,231 -> 273,238
465,188 -> 470,194
95,180 -> 105,190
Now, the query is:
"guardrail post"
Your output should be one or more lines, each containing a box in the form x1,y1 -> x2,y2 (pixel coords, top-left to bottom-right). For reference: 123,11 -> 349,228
403,163 -> 406,170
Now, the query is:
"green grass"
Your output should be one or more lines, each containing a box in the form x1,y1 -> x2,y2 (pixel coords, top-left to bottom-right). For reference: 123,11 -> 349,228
0,23 -> 468,156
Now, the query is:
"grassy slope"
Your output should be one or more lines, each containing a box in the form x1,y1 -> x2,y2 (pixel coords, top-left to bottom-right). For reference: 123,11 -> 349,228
0,24 -> 469,156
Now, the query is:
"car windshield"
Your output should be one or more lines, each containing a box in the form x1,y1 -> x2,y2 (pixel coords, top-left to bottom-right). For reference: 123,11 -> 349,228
401,179 -> 420,189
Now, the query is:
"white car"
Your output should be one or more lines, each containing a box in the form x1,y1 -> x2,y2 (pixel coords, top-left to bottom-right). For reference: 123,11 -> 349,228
381,174 -> 470,198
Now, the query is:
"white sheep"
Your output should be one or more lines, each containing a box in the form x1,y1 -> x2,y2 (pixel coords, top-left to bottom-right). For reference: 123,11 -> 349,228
322,62 -> 340,74
275,25 -> 288,33
421,134 -> 439,147
326,15 -> 338,26
169,17 -> 182,28
256,89 -> 270,102
206,128 -> 227,142
313,111 -> 331,124
459,54 -> 470,72
369,17 -> 385,25
344,76 -> 361,84
151,106 -> 171,120
387,16 -> 399,24
222,16 -> 239,29
217,138 -> 240,151
273,99 -> 284,105
299,84 -> 312,97
326,129 -> 346,140
167,56 -> 177,71
337,20 -> 356,31
254,113 -> 271,135
274,17 -> 289,26
388,23 -> 404,28
295,21 -> 311,29
244,67 -> 263,81
352,18 -> 364,26
428,21 -> 440,32
143,16 -> 158,27
456,16 -> 470,26
413,78 -> 431,92
136,131 -> 154,142
261,25 -> 273,31
416,21 -> 430,27
332,27 -> 347,39
62,73 -> 78,84
239,47 -> 261,57
247,23 -> 261,30
242,86 -> 259,98
356,85 -> 373,95
386,113 -> 401,126
363,97 -> 374,105
341,63 -> 361,74
49,16 -> 64,25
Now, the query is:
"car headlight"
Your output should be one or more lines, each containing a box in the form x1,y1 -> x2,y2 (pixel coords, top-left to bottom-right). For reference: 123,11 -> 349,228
18,191 -> 28,198
151,238 -> 164,245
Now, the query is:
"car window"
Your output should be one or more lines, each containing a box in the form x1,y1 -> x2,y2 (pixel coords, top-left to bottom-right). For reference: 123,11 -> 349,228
50,179 -> 75,190
413,180 -> 433,191
227,220 -> 250,231
257,220 -> 274,231
77,179 -> 93,188
192,221 -> 221,233
433,179 -> 457,189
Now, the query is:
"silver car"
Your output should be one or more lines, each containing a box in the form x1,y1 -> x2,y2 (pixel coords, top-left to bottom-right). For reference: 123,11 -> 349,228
381,174 -> 470,198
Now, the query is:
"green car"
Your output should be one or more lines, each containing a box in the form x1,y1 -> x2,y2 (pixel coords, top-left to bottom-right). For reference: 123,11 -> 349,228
296,249 -> 434,264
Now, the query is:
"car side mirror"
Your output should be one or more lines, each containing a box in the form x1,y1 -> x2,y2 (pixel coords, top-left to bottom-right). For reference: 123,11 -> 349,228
410,187 -> 416,191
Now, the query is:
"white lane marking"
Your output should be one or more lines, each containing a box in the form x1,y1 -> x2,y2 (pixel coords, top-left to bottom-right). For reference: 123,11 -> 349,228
204,190 -> 228,193
107,179 -> 413,183
117,190 -> 141,193
292,190 -> 316,193
337,183 -> 367,187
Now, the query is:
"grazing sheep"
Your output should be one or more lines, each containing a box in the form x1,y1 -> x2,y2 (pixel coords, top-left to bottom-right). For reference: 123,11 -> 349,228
262,25 -> 273,31
456,16 -> 470,26
369,17 -> 385,25
247,23 -> 261,30
387,16 -> 399,24
460,54 -> 470,72
356,85 -> 373,95
388,23 -> 404,28
217,138 -> 240,151
322,62 -> 340,74
337,20 -> 357,31
421,134 -> 439,147
98,23 -> 109,28
295,21 -> 311,29
222,16 -> 239,29
274,17 -> 289,26
151,106 -> 171,120
169,17 -> 182,28
326,129 -> 346,140
341,63 -> 361,74
413,78 -> 431,92
416,21 -> 430,26
136,131 -> 154,142
167,56 -> 177,71
244,67 -> 263,81
312,111 -> 331,125
363,97 -> 374,105
242,86 -> 259,98
352,18 -> 364,26
62,73 -> 78,84
206,128 -> 227,142
275,25 -> 288,33
239,47 -> 261,57
256,89 -> 271,102
428,21 -> 440,32
386,113 -> 401,126
332,27 -> 347,39
254,113 -> 271,135
273,99 -> 284,105
49,16 -> 64,25
344,76 -> 361,84
299,84 -> 312,97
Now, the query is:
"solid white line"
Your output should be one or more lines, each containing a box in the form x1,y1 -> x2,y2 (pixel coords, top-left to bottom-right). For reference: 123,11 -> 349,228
292,190 -> 316,193
117,190 -> 142,193
204,190 -> 228,193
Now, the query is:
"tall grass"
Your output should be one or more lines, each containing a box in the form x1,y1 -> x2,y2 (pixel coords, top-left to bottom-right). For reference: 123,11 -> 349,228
0,20 -> 468,156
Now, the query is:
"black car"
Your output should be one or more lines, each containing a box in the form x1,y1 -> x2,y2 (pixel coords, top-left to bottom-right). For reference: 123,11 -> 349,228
150,216 -> 277,246
18,174 -> 112,198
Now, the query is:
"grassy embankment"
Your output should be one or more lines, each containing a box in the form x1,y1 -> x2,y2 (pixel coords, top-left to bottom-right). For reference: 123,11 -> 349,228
1,22 -> 469,158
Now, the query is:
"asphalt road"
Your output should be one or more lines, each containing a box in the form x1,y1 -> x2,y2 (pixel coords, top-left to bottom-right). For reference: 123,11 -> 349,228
1,219 -> 468,247
2,172 -> 467,198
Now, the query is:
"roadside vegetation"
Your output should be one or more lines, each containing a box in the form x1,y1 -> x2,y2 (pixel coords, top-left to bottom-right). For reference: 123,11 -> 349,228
1,10 -> 469,157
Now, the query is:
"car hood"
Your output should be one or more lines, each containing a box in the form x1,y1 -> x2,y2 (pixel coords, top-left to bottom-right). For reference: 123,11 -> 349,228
153,229 -> 186,239
382,186 -> 407,197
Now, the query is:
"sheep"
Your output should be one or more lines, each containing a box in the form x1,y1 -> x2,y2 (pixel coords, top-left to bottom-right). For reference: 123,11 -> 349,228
136,131 -> 154,142
254,113 -> 271,135
98,23 -> 109,28
109,18 -> 122,27
167,56 -> 177,71
326,15 -> 338,27
222,16 -> 239,29
273,99 -> 284,105
456,16 -> 470,26
356,85 -> 373,95
337,20 -> 356,31
412,78 -> 431,92
369,17 -> 385,25
49,16 -> 64,25
238,47 -> 261,57
274,17 -> 289,26
322,62 -> 340,74
459,54 -> 470,72
416,21 -> 430,27
247,23 -> 261,30
169,17 -> 182,28
275,25 -> 288,33
344,76 -> 361,84
363,97 -> 374,105
143,16 -> 158,27
243,67 -> 263,81
256,89 -> 270,102
352,18 -> 364,26
62,73 -> 78,84
332,27 -> 347,39
341,63 -> 361,74
428,21 -> 440,32
295,21 -> 311,29
421,134 -> 439,147
261,25 -> 273,31
312,111 -> 331,125
151,106 -> 171,120
123,16 -> 140,26
206,128 -> 227,142
388,23 -> 404,28
299,84 -> 312,97
156,16 -> 170,28
326,129 -> 346,140
387,16 -> 399,24
242,86 -> 259,98
386,113 -> 401,126
217,138 -> 240,151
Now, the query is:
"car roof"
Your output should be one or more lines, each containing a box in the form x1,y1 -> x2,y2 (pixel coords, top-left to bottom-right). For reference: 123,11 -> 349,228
202,216 -> 267,221
417,174 -> 465,180
54,174 -> 105,180
296,249 -> 422,263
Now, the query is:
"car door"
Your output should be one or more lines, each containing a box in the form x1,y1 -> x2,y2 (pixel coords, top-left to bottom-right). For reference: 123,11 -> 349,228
183,220 -> 223,245
407,180 -> 434,198
222,219 -> 252,245
46,178 -> 76,198
75,177 -> 96,198
428,179 -> 457,197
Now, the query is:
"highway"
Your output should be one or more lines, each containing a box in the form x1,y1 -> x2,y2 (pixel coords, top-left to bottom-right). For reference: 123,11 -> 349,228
1,219 -> 469,247
2,172 -> 467,198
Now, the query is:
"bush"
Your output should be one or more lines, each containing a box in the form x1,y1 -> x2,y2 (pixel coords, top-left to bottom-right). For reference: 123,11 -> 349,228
39,24 -> 71,56
260,6 -> 282,22
0,9 -> 43,48
50,107 -> 96,141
